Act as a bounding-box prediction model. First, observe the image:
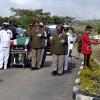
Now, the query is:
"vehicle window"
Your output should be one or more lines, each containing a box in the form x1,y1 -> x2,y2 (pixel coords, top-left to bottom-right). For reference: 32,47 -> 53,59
49,28 -> 56,35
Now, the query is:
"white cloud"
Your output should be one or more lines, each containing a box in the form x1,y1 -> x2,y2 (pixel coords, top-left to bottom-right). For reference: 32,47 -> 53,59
11,0 -> 33,4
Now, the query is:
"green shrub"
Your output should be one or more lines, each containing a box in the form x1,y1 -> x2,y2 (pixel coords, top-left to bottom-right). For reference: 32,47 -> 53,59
79,56 -> 100,97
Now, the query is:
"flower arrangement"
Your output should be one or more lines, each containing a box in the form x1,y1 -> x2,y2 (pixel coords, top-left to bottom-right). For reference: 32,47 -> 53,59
79,56 -> 100,97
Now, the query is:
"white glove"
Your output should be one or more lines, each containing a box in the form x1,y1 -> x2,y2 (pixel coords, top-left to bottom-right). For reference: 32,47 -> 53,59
37,34 -> 42,37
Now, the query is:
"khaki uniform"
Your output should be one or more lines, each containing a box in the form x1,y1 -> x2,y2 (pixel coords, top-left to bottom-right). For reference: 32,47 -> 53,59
31,30 -> 45,49
51,34 -> 68,74
31,30 -> 45,68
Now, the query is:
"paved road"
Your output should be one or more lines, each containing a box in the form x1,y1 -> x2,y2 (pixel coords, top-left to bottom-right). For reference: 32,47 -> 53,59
0,56 -> 81,100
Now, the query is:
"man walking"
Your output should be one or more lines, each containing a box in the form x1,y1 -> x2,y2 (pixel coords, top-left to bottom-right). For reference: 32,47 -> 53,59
51,25 -> 68,75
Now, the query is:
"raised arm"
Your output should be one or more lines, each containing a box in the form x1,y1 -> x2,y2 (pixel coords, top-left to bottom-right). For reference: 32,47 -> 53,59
84,34 -> 98,45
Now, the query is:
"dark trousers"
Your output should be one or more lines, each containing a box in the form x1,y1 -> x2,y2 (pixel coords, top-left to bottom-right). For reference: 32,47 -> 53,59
40,47 -> 47,67
84,54 -> 90,67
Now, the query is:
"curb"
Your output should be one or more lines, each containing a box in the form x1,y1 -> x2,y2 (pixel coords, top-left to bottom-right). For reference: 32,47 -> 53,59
72,61 -> 100,100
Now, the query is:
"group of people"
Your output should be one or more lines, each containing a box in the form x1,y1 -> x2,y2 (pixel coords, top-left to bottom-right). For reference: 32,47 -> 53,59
27,22 -> 75,76
0,21 -> 76,76
28,23 -> 100,76
1,20 -> 99,76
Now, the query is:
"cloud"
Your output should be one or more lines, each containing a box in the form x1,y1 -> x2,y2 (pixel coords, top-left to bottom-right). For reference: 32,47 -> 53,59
11,0 -> 33,4
0,0 -> 100,19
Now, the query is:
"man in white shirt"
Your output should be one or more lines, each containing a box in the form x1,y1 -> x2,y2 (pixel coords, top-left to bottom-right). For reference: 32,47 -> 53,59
0,22 -> 12,69
63,25 -> 74,71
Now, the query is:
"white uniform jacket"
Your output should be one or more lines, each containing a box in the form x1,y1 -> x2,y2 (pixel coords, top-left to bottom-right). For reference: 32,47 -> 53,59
0,29 -> 12,48
66,32 -> 74,50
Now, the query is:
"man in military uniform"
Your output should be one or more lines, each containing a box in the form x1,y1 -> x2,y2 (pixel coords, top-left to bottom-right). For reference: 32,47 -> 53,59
50,25 -> 68,75
31,23 -> 46,70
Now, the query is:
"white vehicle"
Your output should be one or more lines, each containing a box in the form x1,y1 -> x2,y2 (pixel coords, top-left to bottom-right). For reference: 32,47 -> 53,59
46,25 -> 57,35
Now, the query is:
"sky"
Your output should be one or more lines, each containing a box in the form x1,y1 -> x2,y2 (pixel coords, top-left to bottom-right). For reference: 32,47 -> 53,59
0,0 -> 100,20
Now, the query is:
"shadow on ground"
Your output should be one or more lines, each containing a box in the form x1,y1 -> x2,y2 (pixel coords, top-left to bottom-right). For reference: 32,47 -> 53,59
63,62 -> 76,75
7,56 -> 78,74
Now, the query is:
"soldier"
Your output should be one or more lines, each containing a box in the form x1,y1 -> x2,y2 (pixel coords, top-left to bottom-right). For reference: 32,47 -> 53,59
50,25 -> 68,76
31,23 -> 46,70
0,22 -> 12,69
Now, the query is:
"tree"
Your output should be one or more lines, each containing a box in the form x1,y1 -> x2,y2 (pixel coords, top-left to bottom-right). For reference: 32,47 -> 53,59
10,8 -> 51,28
0,16 -> 4,26
10,7 -> 75,27
65,16 -> 75,25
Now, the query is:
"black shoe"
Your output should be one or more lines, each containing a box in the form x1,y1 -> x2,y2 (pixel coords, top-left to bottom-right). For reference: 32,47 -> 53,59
31,67 -> 38,70
63,70 -> 71,74
40,64 -> 44,68
51,71 -> 58,76
76,57 -> 79,59
57,73 -> 63,76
